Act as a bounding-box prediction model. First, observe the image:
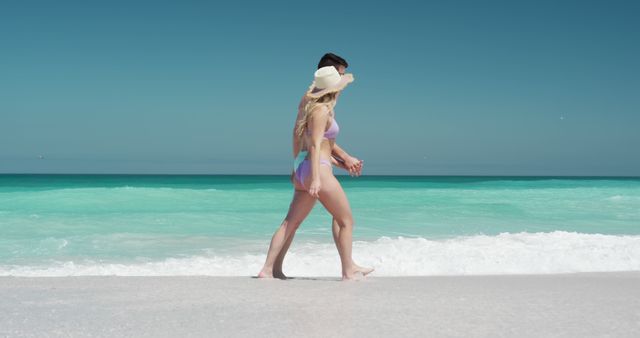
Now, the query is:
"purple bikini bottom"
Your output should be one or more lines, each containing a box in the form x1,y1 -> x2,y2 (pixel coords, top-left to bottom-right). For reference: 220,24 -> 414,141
294,157 -> 332,190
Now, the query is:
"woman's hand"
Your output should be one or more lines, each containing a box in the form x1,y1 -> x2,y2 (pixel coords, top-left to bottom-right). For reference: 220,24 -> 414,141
343,156 -> 364,177
308,178 -> 321,198
353,159 -> 363,176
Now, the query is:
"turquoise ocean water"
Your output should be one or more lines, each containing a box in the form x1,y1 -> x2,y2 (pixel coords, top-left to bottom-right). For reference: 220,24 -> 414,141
1,174 -> 639,276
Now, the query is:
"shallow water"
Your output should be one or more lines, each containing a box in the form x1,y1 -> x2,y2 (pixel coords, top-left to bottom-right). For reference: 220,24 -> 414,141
1,174 -> 639,276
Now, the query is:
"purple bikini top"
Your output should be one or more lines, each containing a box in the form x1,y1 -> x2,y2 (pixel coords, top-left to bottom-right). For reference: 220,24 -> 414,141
306,116 -> 340,140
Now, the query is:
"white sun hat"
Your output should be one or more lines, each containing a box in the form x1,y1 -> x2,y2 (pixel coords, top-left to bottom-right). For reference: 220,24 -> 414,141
305,66 -> 354,98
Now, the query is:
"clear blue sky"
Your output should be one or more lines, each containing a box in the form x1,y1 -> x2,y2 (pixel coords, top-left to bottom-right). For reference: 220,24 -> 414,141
1,0 -> 638,175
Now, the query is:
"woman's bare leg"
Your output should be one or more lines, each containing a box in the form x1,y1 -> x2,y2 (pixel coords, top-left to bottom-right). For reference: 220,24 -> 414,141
258,189 -> 317,278
272,178 -> 315,278
331,217 -> 343,258
332,218 -> 374,276
317,171 -> 361,280
273,211 -> 373,279
273,223 -> 297,278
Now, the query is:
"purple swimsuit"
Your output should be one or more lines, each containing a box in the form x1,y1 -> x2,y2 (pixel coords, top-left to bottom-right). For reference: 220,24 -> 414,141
294,117 -> 340,189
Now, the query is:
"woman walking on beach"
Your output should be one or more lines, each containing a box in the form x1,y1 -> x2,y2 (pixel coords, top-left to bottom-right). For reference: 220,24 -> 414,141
258,61 -> 372,280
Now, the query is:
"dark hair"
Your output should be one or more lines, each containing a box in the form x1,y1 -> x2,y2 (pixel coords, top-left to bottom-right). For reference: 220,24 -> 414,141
317,53 -> 349,70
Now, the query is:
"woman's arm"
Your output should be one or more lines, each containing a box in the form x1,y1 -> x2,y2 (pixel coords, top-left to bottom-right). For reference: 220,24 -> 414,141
291,123 -> 300,182
307,106 -> 330,197
293,94 -> 307,158
331,143 -> 363,176
331,143 -> 349,162
291,99 -> 306,183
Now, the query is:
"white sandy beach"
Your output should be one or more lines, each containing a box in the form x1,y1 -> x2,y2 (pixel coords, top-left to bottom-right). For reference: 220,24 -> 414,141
1,272 -> 639,337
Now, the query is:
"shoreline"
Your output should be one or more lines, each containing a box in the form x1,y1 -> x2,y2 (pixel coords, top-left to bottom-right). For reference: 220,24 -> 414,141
2,272 -> 639,337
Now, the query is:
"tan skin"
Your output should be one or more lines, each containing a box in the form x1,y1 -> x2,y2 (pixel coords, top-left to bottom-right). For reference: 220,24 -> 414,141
257,67 -> 373,280
270,66 -> 369,278
292,66 -> 363,178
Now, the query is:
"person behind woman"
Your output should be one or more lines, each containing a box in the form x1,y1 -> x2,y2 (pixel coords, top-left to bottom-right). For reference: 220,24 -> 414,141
257,64 -> 373,280
275,53 -> 370,278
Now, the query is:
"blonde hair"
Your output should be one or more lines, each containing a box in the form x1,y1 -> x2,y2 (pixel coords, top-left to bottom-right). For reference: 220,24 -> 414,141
295,91 -> 338,138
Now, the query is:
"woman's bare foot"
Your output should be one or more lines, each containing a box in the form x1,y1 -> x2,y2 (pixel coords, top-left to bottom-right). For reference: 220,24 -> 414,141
353,263 -> 375,276
342,270 -> 365,281
257,268 -> 273,278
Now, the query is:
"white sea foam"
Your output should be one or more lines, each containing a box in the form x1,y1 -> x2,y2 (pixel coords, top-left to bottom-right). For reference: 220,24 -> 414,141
1,231 -> 639,277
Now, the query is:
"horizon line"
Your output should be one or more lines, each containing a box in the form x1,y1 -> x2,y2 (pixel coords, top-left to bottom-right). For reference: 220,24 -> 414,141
1,173 -> 639,178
